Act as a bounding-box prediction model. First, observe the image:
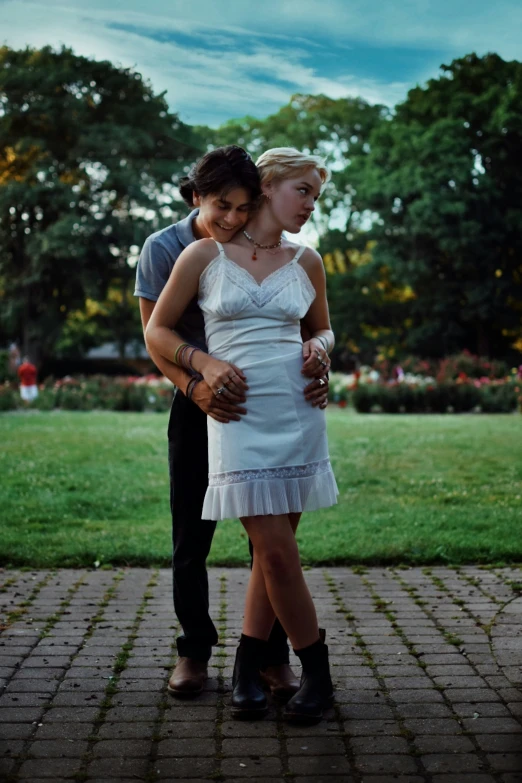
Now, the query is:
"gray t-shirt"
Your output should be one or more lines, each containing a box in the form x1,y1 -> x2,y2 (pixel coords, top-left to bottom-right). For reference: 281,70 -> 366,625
134,209 -> 207,350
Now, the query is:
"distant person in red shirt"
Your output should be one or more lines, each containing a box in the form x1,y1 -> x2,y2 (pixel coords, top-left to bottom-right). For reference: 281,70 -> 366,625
18,357 -> 38,403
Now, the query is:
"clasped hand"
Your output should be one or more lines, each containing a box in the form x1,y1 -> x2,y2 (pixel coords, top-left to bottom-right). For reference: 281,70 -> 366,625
202,357 -> 249,401
192,350 -> 329,423
191,357 -> 248,424
301,339 -> 331,378
301,339 -> 331,410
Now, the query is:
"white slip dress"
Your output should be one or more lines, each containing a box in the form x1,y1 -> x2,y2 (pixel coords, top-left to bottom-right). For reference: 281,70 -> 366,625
199,241 -> 338,521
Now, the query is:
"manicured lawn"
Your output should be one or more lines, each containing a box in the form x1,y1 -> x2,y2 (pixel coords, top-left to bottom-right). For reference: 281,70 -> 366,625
1,410 -> 521,567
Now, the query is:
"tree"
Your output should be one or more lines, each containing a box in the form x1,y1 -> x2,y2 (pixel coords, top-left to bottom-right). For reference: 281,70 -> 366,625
352,53 -> 522,359
55,279 -> 144,359
203,93 -> 388,233
0,45 -> 199,364
205,93 -> 424,365
319,230 -> 416,367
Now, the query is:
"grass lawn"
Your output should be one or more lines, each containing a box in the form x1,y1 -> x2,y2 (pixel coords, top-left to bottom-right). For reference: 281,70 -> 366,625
1,409 -> 521,567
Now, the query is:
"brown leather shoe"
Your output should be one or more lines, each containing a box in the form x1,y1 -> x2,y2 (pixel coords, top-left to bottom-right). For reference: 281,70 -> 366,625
260,664 -> 300,702
167,657 -> 207,698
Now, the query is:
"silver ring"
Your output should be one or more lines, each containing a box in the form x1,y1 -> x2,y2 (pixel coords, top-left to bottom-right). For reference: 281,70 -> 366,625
320,360 -> 328,367
319,379 -> 326,387
216,386 -> 226,395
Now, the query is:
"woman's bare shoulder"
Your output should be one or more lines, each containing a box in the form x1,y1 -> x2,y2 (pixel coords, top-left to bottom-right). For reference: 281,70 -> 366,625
182,237 -> 221,259
175,238 -> 221,273
298,246 -> 324,270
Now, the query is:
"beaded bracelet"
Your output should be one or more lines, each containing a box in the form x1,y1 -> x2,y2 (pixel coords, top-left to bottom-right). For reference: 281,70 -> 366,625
174,342 -> 190,366
186,346 -> 200,371
186,375 -> 202,400
186,377 -> 196,399
314,335 -> 329,352
178,345 -> 190,368
175,343 -> 202,372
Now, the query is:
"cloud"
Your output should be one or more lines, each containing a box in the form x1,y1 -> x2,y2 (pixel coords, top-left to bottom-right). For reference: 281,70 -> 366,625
1,0 -> 520,127
34,0 -> 521,56
0,1 -> 410,125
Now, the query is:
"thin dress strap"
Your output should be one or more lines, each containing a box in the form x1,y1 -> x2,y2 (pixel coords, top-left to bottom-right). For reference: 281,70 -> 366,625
293,245 -> 307,263
213,240 -> 225,254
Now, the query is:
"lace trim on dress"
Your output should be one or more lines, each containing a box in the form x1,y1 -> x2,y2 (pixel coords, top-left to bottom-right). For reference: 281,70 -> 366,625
220,259 -> 299,309
199,245 -> 316,312
209,457 -> 332,487
203,461 -> 339,519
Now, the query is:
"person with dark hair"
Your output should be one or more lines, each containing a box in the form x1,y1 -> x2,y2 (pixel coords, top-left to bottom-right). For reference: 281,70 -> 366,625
146,147 -> 337,724
135,146 -> 329,701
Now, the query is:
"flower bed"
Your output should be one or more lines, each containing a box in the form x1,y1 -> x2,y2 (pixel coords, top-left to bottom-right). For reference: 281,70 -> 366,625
329,352 -> 522,413
0,375 -> 174,413
351,379 -> 519,414
2,351 -> 521,415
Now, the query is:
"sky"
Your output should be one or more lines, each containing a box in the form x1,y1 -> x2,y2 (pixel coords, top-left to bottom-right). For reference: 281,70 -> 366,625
1,0 -> 521,129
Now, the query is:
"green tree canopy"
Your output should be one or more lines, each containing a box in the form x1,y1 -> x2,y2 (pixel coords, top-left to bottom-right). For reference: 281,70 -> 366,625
318,230 -> 417,367
203,93 -> 388,233
352,52 -> 522,358
0,45 -> 198,363
55,276 -> 144,360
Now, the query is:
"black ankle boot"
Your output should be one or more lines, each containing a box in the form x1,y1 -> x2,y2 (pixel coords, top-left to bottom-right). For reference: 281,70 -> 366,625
283,632 -> 333,724
231,635 -> 268,719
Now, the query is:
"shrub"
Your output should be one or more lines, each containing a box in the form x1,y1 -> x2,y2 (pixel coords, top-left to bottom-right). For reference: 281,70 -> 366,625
374,351 -> 510,383
396,384 -> 423,413
148,389 -> 173,412
353,384 -> 379,413
0,351 -> 13,383
0,384 -> 18,411
30,389 -> 56,411
480,382 -> 518,413
378,385 -> 400,413
424,384 -> 451,413
0,374 -> 175,413
59,386 -> 94,411
436,352 -> 508,383
352,380 -> 514,414
452,383 -> 481,412
125,385 -> 147,412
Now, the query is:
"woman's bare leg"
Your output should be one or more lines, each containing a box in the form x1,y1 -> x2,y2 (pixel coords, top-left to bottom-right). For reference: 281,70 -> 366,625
240,513 -> 318,650
242,513 -> 301,640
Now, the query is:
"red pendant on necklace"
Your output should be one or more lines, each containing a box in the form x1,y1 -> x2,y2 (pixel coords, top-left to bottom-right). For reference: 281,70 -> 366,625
252,249 -> 257,261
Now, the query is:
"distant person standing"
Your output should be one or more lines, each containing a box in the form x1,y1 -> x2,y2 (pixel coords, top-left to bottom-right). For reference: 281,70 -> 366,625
8,342 -> 21,375
18,357 -> 38,403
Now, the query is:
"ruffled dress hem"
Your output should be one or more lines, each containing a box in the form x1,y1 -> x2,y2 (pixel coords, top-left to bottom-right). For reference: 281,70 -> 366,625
202,463 -> 338,521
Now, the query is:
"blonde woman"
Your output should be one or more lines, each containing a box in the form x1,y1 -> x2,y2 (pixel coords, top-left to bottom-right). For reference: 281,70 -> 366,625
146,148 -> 338,723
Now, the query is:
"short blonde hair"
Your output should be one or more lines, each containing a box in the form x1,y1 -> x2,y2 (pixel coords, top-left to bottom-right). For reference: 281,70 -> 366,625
256,147 -> 329,186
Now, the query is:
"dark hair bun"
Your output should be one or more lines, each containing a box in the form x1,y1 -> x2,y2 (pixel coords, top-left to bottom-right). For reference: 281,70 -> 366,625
178,176 -> 194,206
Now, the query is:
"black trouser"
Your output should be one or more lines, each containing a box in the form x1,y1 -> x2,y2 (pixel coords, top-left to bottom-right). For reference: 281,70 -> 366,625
168,390 -> 290,665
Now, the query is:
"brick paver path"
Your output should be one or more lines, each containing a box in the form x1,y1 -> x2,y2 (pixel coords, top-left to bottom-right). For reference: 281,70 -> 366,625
1,566 -> 521,782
